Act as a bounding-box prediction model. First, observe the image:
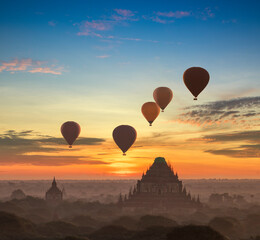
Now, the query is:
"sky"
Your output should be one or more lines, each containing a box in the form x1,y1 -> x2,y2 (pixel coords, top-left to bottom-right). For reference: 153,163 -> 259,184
0,0 -> 259,179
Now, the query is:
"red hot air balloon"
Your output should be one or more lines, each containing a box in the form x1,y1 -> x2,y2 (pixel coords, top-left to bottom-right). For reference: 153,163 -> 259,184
113,125 -> 137,156
61,121 -> 81,148
141,102 -> 160,126
183,67 -> 210,100
153,87 -> 173,112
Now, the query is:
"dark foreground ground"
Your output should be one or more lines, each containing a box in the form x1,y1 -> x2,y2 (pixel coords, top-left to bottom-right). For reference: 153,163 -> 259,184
0,196 -> 259,240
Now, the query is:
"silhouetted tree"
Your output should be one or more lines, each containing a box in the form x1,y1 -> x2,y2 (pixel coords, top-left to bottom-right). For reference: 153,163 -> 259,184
167,225 -> 227,240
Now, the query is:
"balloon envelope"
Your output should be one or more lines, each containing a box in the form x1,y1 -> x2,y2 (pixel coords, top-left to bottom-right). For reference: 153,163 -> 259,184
141,102 -> 160,126
183,67 -> 210,100
61,121 -> 81,148
153,87 -> 173,112
113,125 -> 137,155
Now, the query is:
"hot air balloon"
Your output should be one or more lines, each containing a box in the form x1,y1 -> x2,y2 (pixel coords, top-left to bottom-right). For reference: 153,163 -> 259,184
153,87 -> 173,112
61,121 -> 81,148
113,125 -> 137,156
141,102 -> 160,126
183,67 -> 210,100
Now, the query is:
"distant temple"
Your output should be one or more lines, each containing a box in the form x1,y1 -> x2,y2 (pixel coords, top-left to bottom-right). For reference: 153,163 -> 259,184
45,177 -> 63,204
118,157 -> 200,210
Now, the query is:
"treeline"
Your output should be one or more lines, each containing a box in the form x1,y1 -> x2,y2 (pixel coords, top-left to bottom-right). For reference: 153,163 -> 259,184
0,211 -> 227,240
0,196 -> 259,240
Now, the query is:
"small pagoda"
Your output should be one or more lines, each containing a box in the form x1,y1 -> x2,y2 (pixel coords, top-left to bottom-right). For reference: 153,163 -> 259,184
118,157 -> 200,210
45,177 -> 63,205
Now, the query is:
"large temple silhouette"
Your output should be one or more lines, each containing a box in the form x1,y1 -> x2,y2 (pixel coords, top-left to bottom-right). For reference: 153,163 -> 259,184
119,157 -> 200,210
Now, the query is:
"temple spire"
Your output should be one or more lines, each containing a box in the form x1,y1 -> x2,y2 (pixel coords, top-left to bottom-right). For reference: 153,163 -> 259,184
52,177 -> 57,187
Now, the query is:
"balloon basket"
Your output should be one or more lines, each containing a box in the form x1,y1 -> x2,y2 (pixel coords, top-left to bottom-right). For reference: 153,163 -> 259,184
69,145 -> 72,148
123,153 -> 126,156
161,110 -> 164,112
193,97 -> 198,100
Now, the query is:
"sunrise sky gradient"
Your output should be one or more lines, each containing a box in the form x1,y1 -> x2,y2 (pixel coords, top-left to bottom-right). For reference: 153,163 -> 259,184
0,0 -> 260,179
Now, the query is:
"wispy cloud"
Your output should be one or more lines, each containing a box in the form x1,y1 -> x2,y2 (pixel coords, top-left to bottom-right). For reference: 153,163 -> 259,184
77,20 -> 112,37
193,130 -> 260,143
151,16 -> 168,24
48,20 -> 57,26
142,15 -> 169,24
0,130 -> 105,148
0,130 -> 106,166
114,9 -> 135,17
195,7 -> 215,20
28,67 -> 63,75
0,155 -> 110,166
143,7 -> 214,24
222,19 -> 237,24
119,37 -> 141,41
112,9 -> 138,21
194,130 -> 260,158
157,11 -> 190,18
0,59 -> 64,75
206,147 -> 260,158
118,37 -> 158,43
175,97 -> 260,128
143,10 -> 190,24
77,9 -> 137,37
96,55 -> 110,59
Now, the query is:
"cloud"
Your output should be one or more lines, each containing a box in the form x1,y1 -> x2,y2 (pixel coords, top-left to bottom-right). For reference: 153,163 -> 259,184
191,130 -> 260,158
0,59 -> 64,75
114,9 -> 135,17
205,147 -> 260,158
199,130 -> 260,143
112,9 -> 137,21
222,19 -> 237,24
77,20 -> 112,37
142,15 -> 171,24
0,130 -> 106,166
0,155 -> 110,166
194,7 -> 215,20
77,9 -> 137,37
151,16 -> 168,24
136,132 -> 178,147
28,67 -> 63,75
96,55 -> 110,59
175,97 -> 260,128
119,37 -> 141,41
143,7 -> 214,24
118,37 -> 158,43
0,130 -> 105,148
48,21 -> 57,26
157,11 -> 190,18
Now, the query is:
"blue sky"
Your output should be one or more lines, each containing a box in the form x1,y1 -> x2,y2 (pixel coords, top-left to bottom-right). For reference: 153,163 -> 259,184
0,0 -> 259,179
1,0 -> 259,107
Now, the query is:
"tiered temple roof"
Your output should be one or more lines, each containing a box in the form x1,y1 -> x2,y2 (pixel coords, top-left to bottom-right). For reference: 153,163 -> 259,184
119,157 -> 200,210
